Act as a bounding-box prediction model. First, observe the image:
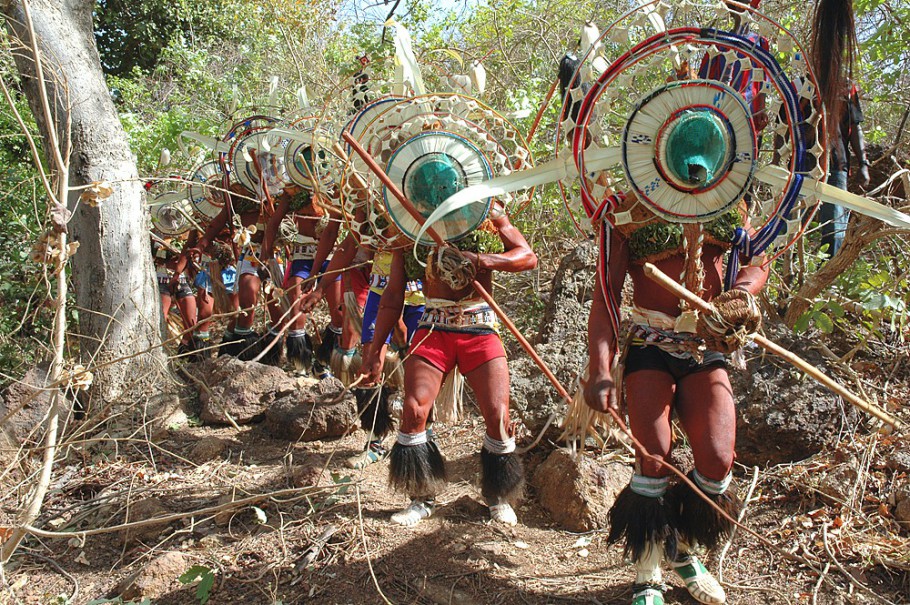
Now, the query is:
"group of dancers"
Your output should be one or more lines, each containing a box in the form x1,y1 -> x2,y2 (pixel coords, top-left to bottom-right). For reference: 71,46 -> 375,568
145,0 -> 876,603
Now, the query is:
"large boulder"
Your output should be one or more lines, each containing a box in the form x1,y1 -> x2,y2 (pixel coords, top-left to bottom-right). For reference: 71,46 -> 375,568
263,377 -> 357,441
532,448 -> 631,532
731,323 -> 861,466
510,242 -> 596,437
192,357 -> 297,425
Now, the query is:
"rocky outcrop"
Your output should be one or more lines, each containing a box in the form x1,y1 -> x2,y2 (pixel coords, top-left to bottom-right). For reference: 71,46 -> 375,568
731,324 -> 861,466
510,241 -> 596,437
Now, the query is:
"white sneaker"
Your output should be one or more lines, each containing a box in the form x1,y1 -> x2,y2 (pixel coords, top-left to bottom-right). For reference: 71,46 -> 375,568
670,555 -> 726,604
390,500 -> 434,527
489,502 -> 518,526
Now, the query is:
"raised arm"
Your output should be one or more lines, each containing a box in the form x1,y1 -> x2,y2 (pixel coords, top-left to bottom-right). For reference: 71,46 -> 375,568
466,211 -> 537,273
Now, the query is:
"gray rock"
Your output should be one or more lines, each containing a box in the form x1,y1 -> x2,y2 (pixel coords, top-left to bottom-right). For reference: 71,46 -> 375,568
188,436 -> 233,464
510,242 -> 596,437
894,498 -> 910,530
532,448 -> 631,532
885,449 -> 910,474
263,377 -> 356,441
731,324 -> 861,466
538,241 -> 598,344
117,551 -> 191,601
193,357 -> 297,425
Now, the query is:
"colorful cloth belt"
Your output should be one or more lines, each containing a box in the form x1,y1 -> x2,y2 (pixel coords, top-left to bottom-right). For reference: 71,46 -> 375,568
291,243 -> 318,261
629,306 -> 703,359
418,299 -> 499,334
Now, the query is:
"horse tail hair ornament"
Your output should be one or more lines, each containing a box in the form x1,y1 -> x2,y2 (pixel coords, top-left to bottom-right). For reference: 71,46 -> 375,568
811,0 -> 858,136
389,433 -> 447,497
558,53 -> 585,126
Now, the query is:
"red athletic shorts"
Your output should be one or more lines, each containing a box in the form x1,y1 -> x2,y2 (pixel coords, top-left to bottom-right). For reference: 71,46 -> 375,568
344,267 -> 371,309
409,328 -> 506,375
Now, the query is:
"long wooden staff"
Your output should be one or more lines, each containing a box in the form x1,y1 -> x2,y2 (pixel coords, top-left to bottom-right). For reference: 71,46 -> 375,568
341,131 -> 573,405
643,262 -> 904,430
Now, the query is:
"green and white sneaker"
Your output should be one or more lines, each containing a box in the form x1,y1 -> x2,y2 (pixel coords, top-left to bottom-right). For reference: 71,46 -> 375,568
671,554 -> 726,604
631,583 -> 665,605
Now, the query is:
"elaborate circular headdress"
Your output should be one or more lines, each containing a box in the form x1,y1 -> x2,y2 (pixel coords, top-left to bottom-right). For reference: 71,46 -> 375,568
186,160 -> 225,220
340,93 -> 534,249
557,0 -> 827,268
149,189 -> 195,237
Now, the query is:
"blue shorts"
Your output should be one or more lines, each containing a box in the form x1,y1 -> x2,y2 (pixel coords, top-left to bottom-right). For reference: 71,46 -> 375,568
194,270 -> 212,293
287,259 -> 334,284
221,266 -> 238,294
361,290 -> 424,345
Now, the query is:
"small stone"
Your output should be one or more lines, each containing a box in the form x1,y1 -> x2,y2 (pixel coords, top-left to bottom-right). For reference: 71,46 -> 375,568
213,494 -> 236,527
188,436 -> 232,464
195,357 -> 297,425
817,465 -> 859,505
117,551 -> 190,601
532,448 -> 632,532
121,498 -> 171,544
474,543 -> 503,556
264,377 -> 356,441
885,450 -> 910,474
290,463 -> 325,487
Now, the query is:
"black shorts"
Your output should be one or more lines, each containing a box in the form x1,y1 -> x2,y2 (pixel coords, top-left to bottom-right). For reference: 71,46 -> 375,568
158,278 -> 194,300
624,345 -> 726,381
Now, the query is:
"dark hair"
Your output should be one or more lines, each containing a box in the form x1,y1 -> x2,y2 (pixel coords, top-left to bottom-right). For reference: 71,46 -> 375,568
811,0 -> 857,138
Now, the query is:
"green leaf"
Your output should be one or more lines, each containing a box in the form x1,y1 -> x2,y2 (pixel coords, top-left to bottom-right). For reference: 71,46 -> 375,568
827,301 -> 845,318
196,570 -> 215,605
814,312 -> 834,334
793,312 -> 812,334
179,565 -> 212,584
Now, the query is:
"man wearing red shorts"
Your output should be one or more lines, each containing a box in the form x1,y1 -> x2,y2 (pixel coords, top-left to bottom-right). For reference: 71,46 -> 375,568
361,207 -> 537,527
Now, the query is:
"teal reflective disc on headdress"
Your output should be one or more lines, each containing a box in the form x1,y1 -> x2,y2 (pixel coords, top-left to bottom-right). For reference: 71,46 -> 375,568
665,110 -> 729,187
406,154 -> 465,214
384,131 -> 492,243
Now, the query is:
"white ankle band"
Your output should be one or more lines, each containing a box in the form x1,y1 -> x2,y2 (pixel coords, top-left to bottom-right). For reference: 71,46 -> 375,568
397,431 -> 428,446
482,434 -> 515,454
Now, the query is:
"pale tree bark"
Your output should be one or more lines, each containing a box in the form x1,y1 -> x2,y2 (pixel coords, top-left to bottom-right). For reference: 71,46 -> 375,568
3,0 -> 166,404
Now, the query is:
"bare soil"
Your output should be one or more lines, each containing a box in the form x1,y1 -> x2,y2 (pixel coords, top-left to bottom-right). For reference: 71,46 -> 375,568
3,392 -> 909,605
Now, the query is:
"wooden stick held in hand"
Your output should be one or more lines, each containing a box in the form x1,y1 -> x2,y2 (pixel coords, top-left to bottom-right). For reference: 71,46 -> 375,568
643,262 -> 904,430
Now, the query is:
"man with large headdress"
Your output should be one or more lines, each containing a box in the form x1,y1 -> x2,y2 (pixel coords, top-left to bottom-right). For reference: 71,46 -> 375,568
575,1 -> 862,604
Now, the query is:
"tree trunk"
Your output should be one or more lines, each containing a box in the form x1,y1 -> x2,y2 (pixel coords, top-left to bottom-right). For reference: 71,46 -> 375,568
3,0 -> 166,404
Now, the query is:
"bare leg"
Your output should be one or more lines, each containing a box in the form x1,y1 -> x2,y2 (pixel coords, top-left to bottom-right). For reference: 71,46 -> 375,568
196,289 -> 214,335
624,369 -> 676,477
675,367 -> 736,481
324,278 -> 344,330
236,273 -> 260,331
668,367 -> 736,605
175,294 -> 197,346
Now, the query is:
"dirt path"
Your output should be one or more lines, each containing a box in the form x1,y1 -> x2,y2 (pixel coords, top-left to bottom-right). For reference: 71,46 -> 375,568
7,404 -> 907,605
